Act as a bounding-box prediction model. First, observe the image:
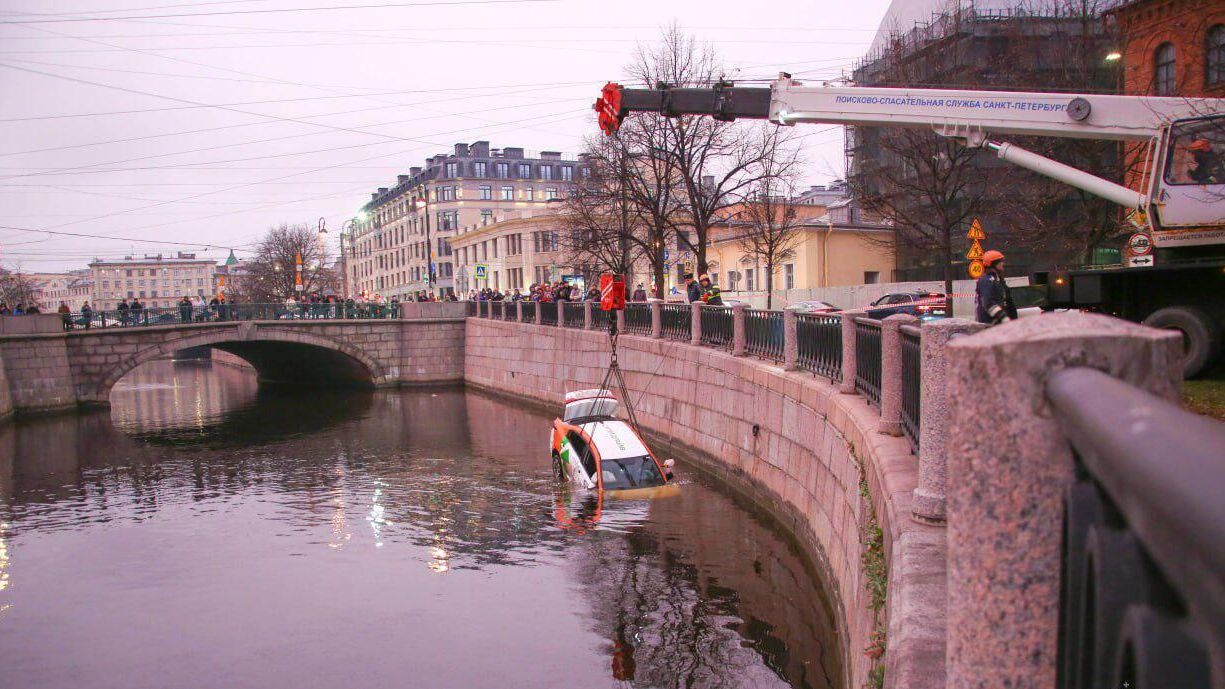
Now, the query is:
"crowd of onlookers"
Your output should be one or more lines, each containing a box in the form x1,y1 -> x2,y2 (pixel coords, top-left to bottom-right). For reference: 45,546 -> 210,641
468,281 -> 652,303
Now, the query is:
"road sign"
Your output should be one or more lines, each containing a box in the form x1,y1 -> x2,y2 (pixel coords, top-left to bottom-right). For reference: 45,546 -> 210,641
474,264 -> 488,279
967,219 -> 986,241
663,250 -> 670,262
968,260 -> 984,279
1127,232 -> 1153,256
966,243 -> 984,260
1127,254 -> 1155,268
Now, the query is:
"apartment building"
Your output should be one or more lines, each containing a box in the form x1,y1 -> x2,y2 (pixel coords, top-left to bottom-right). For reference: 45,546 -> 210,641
31,270 -> 93,312
342,141 -> 583,299
89,253 -> 218,310
449,213 -> 575,295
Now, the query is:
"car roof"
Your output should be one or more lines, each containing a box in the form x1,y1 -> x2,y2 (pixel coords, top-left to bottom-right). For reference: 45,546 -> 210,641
578,419 -> 649,460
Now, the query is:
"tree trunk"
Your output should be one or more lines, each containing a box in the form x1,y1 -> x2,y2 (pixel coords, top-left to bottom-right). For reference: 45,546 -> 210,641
765,261 -> 774,310
653,245 -> 666,300
942,227 -> 955,314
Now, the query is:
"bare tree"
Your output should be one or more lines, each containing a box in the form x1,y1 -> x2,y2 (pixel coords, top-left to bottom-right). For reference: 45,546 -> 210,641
0,269 -> 39,308
732,134 -> 805,309
627,26 -> 779,276
233,223 -> 336,303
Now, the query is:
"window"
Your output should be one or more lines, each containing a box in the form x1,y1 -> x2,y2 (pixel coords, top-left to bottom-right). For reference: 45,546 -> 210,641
1162,116 -> 1225,184
474,161 -> 487,177
481,210 -> 494,225
495,162 -> 509,178
746,268 -> 755,291
445,162 -> 458,177
784,263 -> 795,290
561,165 -> 573,181
864,271 -> 880,284
479,185 -> 492,200
1209,25 -> 1225,87
540,165 -> 554,180
501,185 -> 514,201
1154,42 -> 1176,96
525,186 -> 534,201
518,163 -> 531,178
545,187 -> 558,200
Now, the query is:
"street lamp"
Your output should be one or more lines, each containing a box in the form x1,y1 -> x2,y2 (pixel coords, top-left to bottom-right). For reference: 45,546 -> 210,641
415,195 -> 434,296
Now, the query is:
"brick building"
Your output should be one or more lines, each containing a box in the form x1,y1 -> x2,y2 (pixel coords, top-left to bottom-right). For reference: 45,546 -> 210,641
1114,0 -> 1225,97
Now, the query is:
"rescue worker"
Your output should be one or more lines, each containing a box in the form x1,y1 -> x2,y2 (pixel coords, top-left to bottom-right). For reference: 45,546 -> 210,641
684,273 -> 701,303
1187,138 -> 1223,184
975,250 -> 1017,325
698,275 -> 723,306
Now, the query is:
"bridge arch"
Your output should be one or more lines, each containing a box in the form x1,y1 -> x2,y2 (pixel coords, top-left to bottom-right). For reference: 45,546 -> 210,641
95,327 -> 387,403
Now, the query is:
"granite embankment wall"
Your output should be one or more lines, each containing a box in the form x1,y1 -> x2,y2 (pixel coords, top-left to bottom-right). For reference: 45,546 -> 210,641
464,317 -> 945,689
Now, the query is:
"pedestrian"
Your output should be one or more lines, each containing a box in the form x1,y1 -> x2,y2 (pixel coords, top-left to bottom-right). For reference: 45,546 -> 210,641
14,304 -> 25,315
25,303 -> 40,314
58,301 -> 72,330
684,273 -> 701,304
117,298 -> 130,326
0,301 -> 9,315
975,250 -> 1017,325
80,301 -> 92,329
208,295 -> 220,321
631,284 -> 647,302
131,299 -> 144,325
699,275 -> 723,306
178,296 -> 192,324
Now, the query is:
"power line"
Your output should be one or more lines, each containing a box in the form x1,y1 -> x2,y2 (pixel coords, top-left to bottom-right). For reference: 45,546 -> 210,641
0,0 -> 563,25
0,224 -> 242,250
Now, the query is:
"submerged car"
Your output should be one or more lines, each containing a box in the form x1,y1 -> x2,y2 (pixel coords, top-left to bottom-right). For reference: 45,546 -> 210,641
551,389 -> 674,494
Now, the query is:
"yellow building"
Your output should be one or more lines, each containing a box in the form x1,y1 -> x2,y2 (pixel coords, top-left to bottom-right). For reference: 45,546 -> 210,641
706,196 -> 894,298
448,212 -> 574,295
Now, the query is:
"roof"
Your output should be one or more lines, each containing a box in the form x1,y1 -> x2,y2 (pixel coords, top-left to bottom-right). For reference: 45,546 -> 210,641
579,420 -> 649,460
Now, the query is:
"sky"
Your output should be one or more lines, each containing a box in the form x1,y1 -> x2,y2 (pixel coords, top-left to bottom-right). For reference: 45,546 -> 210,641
0,0 -> 895,272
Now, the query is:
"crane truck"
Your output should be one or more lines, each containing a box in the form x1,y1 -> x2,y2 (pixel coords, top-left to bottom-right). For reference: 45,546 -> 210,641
593,77 -> 1225,376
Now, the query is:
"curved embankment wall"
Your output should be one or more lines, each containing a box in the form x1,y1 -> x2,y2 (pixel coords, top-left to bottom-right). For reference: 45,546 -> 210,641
464,318 -> 945,689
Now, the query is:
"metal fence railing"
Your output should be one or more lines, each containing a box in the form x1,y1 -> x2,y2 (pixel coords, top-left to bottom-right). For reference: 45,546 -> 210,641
592,304 -> 612,331
466,301 -> 478,316
540,301 -> 559,326
1047,368 -> 1225,689
61,302 -> 400,329
854,317 -> 882,407
745,309 -> 784,362
900,324 -> 922,453
795,314 -> 842,381
520,301 -> 536,323
623,303 -> 650,335
699,306 -> 733,349
562,302 -> 586,328
494,301 -> 505,320
502,301 -> 516,321
659,303 -> 691,341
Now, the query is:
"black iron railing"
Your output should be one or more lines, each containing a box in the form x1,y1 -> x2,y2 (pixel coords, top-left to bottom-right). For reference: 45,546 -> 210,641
466,301 -> 478,316
540,301 -> 559,326
592,305 -> 612,331
900,324 -> 921,454
62,302 -> 399,329
623,303 -> 649,335
494,301 -> 505,320
699,306 -> 733,349
563,302 -> 586,328
1047,368 -> 1224,689
795,314 -> 842,381
660,303 -> 691,341
745,309 -> 784,362
503,301 -> 516,321
520,301 -> 536,323
854,317 -> 882,407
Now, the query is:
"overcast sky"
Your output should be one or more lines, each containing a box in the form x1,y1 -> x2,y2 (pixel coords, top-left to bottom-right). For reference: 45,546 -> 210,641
0,0 -> 893,272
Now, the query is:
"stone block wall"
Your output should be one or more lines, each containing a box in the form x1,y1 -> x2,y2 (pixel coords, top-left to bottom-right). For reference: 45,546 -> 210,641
0,335 -> 77,414
464,318 -> 944,689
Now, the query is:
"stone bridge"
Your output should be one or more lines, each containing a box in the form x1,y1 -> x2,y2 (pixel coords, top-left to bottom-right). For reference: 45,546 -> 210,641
0,303 -> 465,414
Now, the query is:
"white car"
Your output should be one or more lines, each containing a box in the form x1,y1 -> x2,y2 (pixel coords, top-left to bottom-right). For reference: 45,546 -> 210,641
550,389 -> 674,493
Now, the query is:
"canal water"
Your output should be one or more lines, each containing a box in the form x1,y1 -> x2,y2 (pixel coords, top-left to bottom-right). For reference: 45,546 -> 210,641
0,360 -> 841,689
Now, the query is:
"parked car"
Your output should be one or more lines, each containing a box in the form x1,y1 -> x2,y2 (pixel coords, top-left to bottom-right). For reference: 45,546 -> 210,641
784,300 -> 841,314
865,292 -> 950,320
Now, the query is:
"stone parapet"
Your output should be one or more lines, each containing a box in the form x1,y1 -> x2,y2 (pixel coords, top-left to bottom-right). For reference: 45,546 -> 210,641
879,314 -> 917,436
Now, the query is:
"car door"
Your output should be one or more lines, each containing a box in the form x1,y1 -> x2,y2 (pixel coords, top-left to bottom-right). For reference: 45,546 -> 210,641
868,295 -> 893,318
565,431 -> 597,489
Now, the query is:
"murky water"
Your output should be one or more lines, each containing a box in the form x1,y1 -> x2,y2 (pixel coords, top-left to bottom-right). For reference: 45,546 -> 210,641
0,360 -> 841,689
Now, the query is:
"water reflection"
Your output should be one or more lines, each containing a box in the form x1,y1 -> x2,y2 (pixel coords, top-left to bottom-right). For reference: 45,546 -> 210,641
0,361 -> 839,689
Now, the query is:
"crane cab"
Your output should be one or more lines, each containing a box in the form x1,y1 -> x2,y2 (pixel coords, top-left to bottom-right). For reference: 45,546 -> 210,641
1148,115 -> 1225,244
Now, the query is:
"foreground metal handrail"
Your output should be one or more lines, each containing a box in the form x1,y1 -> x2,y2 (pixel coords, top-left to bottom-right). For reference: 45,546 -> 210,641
1047,367 -> 1225,689
853,317 -> 883,407
899,324 -> 922,454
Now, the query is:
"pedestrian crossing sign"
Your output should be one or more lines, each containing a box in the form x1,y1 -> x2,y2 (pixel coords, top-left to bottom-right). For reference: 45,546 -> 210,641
474,264 -> 488,279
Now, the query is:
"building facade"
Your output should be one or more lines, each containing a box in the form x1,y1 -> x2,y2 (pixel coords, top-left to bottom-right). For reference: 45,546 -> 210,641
449,212 -> 574,295
342,142 -> 584,300
32,270 -> 93,312
89,253 -> 218,311
1114,0 -> 1225,97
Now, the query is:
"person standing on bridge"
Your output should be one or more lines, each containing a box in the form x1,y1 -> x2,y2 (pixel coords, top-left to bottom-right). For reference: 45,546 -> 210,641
684,273 -> 701,304
178,296 -> 192,324
975,250 -> 1017,325
59,301 -> 72,330
80,301 -> 92,329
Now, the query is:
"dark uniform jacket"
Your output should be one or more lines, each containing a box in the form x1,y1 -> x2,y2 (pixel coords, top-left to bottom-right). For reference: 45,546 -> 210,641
686,281 -> 702,303
975,271 -> 1017,324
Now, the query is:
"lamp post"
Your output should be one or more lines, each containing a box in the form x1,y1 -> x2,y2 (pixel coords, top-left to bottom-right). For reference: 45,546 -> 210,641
415,194 -> 434,297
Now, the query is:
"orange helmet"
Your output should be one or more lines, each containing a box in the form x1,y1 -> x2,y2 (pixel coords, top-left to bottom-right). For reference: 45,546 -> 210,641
1188,138 -> 1213,152
982,250 -> 1005,267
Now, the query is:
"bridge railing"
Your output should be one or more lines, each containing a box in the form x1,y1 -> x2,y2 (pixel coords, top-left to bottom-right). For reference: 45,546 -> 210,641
623,303 -> 650,335
698,306 -> 733,350
562,302 -> 586,329
62,302 -> 401,329
853,317 -> 883,407
900,324 -> 922,454
659,303 -> 690,341
1046,367 -> 1224,689
795,313 -> 842,380
744,308 -> 784,362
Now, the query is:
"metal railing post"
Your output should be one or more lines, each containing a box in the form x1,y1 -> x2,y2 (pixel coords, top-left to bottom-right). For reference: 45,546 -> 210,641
879,313 -> 917,436
913,318 -> 986,524
731,302 -> 747,356
583,301 -> 593,330
690,302 -> 702,347
783,309 -> 799,371
650,301 -> 662,339
839,310 -> 862,395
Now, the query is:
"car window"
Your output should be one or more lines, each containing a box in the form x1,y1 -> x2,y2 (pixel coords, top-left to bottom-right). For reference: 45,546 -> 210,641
566,431 -> 596,477
888,294 -> 910,304
871,296 -> 887,306
599,455 -> 665,490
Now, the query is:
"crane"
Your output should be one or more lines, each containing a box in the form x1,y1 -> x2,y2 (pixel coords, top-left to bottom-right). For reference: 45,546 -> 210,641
593,76 -> 1225,377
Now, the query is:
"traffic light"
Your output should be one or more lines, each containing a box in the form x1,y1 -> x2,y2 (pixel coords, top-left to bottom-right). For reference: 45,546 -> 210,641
593,82 -> 624,136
